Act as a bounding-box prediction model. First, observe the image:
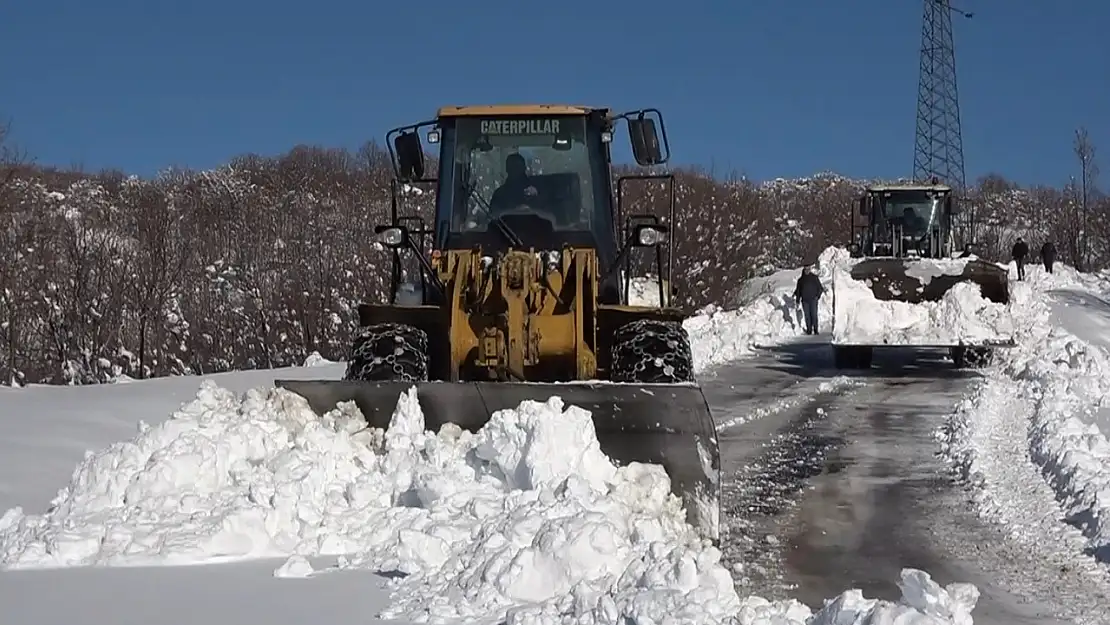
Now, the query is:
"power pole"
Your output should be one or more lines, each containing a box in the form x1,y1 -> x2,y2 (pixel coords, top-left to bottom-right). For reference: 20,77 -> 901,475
913,0 -> 973,244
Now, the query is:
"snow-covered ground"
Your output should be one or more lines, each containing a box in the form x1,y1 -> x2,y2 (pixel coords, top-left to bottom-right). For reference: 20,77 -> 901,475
941,260 -> 1110,568
0,247 -> 988,624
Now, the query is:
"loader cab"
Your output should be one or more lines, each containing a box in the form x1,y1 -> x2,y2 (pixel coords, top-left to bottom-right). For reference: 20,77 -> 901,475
382,104 -> 676,307
429,109 -> 619,266
853,183 -> 957,259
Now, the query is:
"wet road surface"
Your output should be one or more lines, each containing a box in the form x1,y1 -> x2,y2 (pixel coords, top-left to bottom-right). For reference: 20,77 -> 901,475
705,338 -> 1110,625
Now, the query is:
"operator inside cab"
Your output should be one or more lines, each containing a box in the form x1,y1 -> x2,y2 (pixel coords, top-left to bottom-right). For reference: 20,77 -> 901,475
447,115 -> 600,242
900,206 -> 926,233
490,153 -> 541,214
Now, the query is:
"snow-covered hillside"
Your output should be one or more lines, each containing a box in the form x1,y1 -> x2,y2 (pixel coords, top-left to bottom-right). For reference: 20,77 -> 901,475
0,249 -> 986,625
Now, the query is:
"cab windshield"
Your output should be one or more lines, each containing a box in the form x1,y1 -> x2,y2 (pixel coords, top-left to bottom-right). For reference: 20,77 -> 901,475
878,190 -> 941,237
433,115 -> 615,255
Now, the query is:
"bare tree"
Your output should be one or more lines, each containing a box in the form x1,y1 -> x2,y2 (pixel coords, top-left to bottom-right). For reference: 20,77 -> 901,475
1074,128 -> 1100,270
0,134 -> 1105,386
0,119 -> 37,384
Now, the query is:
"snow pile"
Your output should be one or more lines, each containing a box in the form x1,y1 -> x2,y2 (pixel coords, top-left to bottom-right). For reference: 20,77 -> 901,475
687,246 -> 854,369
902,257 -> 984,284
273,554 -> 314,578
0,381 -> 980,624
942,265 -> 1110,560
831,262 -> 1014,346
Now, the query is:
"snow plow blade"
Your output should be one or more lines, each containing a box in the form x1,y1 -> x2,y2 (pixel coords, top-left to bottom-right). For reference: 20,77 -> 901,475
848,257 -> 1010,305
273,379 -> 721,543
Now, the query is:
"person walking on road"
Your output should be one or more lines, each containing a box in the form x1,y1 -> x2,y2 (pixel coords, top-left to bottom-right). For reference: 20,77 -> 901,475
1041,241 -> 1057,274
1012,237 -> 1029,280
794,266 -> 825,335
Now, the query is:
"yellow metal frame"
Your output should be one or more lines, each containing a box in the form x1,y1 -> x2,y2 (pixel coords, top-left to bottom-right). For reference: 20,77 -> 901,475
436,104 -> 607,118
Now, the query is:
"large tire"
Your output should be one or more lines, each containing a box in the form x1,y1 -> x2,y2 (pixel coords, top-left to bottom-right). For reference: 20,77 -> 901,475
952,346 -> 992,369
967,347 -> 993,367
858,346 -> 873,369
833,346 -> 872,369
610,319 -> 695,383
344,323 -> 429,382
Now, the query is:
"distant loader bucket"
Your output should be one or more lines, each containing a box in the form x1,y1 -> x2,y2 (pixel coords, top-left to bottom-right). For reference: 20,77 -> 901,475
849,257 -> 1010,305
273,379 -> 722,544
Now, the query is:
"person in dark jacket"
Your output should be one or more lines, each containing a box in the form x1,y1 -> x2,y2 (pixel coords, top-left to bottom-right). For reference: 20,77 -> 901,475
1012,237 -> 1029,280
794,266 -> 825,335
1041,241 -> 1057,274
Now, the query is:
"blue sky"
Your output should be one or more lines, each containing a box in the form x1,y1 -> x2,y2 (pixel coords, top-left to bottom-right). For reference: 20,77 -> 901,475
2,0 -> 1106,187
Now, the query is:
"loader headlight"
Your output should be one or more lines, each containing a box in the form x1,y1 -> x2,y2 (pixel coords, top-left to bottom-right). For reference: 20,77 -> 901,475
373,225 -> 407,248
634,224 -> 668,247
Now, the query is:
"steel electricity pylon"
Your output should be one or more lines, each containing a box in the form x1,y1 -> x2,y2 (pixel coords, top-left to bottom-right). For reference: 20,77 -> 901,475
912,0 -> 974,241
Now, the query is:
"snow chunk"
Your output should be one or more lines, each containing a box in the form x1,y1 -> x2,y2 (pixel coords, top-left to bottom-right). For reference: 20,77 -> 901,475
806,569 -> 978,625
273,554 -> 314,578
831,266 -> 1014,346
903,256 -> 978,285
301,351 -> 336,367
470,396 -> 618,492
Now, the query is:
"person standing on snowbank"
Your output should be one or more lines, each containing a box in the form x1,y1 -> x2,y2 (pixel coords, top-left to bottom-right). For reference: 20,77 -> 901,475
1041,241 -> 1056,274
1012,237 -> 1029,280
794,266 -> 824,335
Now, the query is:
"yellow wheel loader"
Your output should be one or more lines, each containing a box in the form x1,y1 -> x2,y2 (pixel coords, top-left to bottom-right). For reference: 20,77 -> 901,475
275,104 -> 721,543
831,181 -> 1013,369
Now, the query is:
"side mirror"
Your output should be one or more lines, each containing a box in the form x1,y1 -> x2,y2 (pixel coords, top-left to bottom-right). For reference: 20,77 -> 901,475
632,223 -> 668,247
374,224 -> 410,249
628,116 -> 664,166
858,197 -> 868,216
393,131 -> 425,181
946,196 -> 960,215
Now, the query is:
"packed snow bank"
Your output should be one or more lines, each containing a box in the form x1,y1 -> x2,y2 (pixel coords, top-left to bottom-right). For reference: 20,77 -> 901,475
687,246 -> 853,369
942,263 -> 1110,561
831,260 -> 1015,346
0,381 -> 980,624
1005,258 -> 1110,294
